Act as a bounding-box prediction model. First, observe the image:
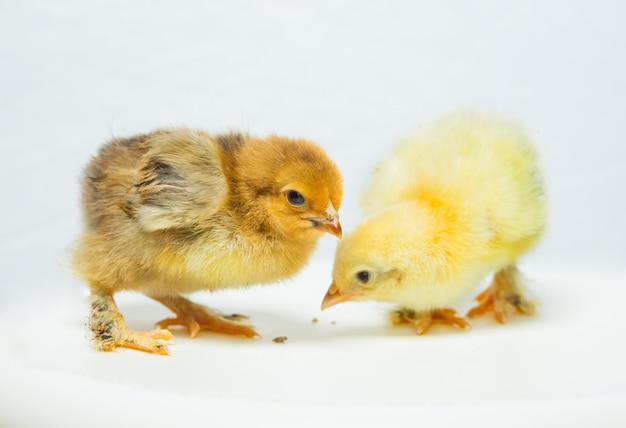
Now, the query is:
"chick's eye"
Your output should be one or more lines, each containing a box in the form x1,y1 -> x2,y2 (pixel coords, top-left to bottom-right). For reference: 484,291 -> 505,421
287,190 -> 305,206
356,271 -> 371,284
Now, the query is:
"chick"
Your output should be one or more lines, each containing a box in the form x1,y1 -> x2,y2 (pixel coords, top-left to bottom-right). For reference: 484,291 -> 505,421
72,129 -> 342,354
321,109 -> 546,334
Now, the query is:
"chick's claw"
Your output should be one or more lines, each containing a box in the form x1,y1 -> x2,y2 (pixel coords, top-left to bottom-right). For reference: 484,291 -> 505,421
467,287 -> 535,323
390,307 -> 469,335
117,329 -> 172,356
151,295 -> 260,339
467,266 -> 536,323
222,313 -> 249,321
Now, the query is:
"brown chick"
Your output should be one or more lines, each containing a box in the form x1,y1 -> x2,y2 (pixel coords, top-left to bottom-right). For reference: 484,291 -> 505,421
72,129 -> 342,354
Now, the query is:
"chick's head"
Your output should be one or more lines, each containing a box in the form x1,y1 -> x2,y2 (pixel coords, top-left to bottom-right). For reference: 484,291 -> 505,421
241,136 -> 343,240
322,205 -> 423,310
321,202 -> 462,312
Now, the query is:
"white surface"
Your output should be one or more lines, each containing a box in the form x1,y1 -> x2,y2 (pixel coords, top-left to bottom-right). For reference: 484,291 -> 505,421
1,1 -> 625,427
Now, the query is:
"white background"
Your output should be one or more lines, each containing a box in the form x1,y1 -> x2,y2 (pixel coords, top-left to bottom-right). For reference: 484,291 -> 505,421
1,1 -> 625,427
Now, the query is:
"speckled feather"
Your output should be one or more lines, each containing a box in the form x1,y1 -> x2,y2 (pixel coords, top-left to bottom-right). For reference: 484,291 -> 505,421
72,129 -> 343,297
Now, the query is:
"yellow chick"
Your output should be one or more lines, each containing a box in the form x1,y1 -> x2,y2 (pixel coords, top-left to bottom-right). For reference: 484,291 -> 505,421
321,109 -> 546,334
72,129 -> 342,354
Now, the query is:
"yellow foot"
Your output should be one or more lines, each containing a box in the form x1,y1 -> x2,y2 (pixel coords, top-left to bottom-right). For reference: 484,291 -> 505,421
89,294 -> 173,355
467,266 -> 536,323
390,307 -> 470,335
151,295 -> 260,339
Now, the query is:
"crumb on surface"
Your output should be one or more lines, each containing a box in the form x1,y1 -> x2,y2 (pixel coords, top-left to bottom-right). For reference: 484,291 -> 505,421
272,336 -> 288,343
331,321 -> 336,325
312,318 -> 318,324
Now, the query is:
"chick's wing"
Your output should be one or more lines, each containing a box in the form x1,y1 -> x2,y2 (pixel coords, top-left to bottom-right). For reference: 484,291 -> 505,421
124,129 -> 228,232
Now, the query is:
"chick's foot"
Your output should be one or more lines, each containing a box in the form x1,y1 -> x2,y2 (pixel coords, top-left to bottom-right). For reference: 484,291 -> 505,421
390,307 -> 469,335
89,294 -> 172,355
467,265 -> 535,323
150,295 -> 260,338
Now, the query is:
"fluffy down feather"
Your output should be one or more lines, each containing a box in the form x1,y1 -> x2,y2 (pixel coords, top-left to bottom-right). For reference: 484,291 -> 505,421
322,109 -> 546,334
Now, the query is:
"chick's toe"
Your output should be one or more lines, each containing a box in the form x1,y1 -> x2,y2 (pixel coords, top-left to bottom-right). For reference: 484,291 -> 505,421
467,265 -> 536,323
89,294 -> 172,355
390,307 -> 470,335
151,295 -> 260,339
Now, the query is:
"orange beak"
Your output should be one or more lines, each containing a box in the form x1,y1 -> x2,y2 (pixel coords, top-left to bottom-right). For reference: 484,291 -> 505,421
312,203 -> 342,238
320,219 -> 342,238
321,281 -> 352,310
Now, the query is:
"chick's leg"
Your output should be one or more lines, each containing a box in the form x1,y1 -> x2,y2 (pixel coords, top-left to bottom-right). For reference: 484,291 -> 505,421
390,307 -> 469,335
467,265 -> 535,323
89,293 -> 172,355
150,295 -> 259,338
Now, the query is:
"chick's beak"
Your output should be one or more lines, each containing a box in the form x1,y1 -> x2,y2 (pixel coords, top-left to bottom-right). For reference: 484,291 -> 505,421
321,281 -> 352,310
315,204 -> 342,238
321,218 -> 342,238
